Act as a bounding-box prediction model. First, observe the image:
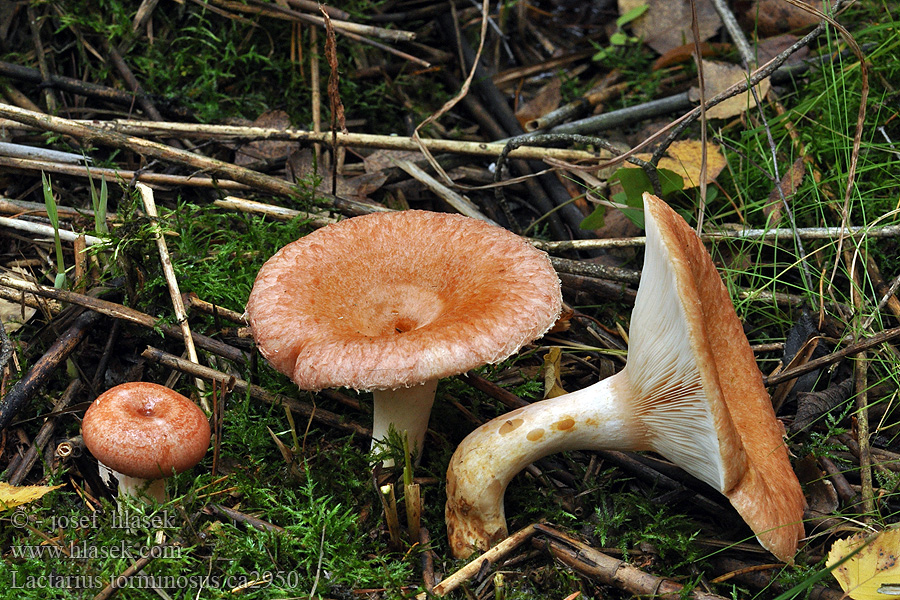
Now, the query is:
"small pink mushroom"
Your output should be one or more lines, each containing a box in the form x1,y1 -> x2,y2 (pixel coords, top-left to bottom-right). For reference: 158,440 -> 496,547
82,382 -> 211,503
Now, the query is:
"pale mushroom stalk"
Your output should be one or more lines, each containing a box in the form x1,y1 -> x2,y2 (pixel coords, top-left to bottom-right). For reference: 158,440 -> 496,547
370,380 -> 438,461
446,193 -> 806,563
98,463 -> 168,503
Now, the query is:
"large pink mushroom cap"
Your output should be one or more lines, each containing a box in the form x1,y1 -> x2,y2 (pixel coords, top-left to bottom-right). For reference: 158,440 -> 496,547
245,210 -> 562,462
246,210 -> 562,391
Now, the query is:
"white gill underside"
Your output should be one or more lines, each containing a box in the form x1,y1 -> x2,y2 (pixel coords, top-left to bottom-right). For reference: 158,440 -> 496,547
627,211 -> 727,492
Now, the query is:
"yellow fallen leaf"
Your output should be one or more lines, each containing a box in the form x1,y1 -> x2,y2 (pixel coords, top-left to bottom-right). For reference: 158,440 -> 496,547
826,528 -> 900,600
657,139 -> 726,187
542,347 -> 568,399
689,61 -> 771,120
0,481 -> 64,509
635,140 -> 726,189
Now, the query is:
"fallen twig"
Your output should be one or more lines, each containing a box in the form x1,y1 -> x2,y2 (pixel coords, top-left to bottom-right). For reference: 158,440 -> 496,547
141,345 -> 370,437
765,324 -> 900,387
0,310 -> 101,430
0,274 -> 246,363
137,183 -> 206,405
535,524 -> 730,600
422,523 -> 539,597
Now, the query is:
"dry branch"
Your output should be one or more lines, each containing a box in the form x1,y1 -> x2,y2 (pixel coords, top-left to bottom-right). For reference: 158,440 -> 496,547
0,310 -> 101,431
141,346 -> 370,437
0,103 -> 377,217
0,274 -> 246,363
535,524 -> 731,600
28,118 -> 608,163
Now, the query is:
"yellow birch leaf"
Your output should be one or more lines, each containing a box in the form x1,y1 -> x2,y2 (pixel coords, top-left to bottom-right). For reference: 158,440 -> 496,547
542,347 -> 568,399
634,140 -> 726,189
657,139 -> 726,187
689,60 -> 771,120
0,482 -> 64,509
826,528 -> 900,600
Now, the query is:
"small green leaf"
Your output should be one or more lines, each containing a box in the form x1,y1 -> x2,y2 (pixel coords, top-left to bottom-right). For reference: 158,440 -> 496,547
658,168 -> 685,195
609,31 -> 628,46
613,167 -> 651,206
616,4 -> 649,28
579,204 -> 607,230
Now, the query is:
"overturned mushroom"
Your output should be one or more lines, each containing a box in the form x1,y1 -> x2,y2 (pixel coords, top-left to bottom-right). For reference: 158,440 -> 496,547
445,193 -> 805,563
82,382 -> 211,503
245,210 -> 561,465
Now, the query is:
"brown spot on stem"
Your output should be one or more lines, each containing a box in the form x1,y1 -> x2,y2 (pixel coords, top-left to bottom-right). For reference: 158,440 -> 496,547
526,428 -> 545,442
498,418 -> 524,435
555,418 -> 575,431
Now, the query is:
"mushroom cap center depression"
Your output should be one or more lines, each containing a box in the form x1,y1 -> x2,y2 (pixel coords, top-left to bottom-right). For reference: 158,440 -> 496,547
331,281 -> 446,338
246,211 -> 562,392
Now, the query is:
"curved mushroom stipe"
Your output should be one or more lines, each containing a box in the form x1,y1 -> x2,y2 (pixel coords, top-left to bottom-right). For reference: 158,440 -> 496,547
246,210 -> 562,465
445,193 -> 806,563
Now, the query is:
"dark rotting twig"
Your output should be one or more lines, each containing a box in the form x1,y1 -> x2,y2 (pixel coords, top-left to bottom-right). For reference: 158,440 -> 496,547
6,379 -> 83,485
0,310 -> 102,432
495,134 -> 664,210
0,319 -> 12,375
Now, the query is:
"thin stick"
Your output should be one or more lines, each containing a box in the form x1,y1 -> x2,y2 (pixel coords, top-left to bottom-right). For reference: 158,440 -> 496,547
92,544 -> 169,600
0,310 -> 101,431
212,196 -> 335,227
136,184 -> 207,406
404,482 -> 422,543
531,223 -> 900,252
379,483 -> 402,550
6,379 -> 82,485
22,118 -> 608,163
0,215 -> 103,246
0,103 -> 376,214
0,274 -> 246,363
764,324 -> 900,387
536,524 -> 730,600
141,345 -> 370,437
855,351 -> 874,517
393,159 -> 496,224
422,523 -> 539,597
0,155 -> 250,190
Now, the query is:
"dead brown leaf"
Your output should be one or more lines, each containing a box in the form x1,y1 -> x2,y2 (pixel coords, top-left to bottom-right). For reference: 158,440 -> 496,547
234,110 -> 296,166
288,149 -> 387,202
689,60 -> 771,119
618,0 -> 722,55
764,157 -> 806,223
651,42 -> 731,70
515,78 -> 562,129
747,0 -> 822,37
756,33 -> 810,66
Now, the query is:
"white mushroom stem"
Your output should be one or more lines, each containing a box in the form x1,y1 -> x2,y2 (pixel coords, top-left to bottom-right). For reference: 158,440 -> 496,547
98,461 -> 167,504
445,193 -> 806,563
371,379 -> 438,466
445,375 -> 642,553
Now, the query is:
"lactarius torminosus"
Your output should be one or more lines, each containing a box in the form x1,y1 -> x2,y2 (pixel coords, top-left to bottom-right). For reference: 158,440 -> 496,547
245,210 -> 561,465
82,382 -> 211,503
445,193 -> 806,562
